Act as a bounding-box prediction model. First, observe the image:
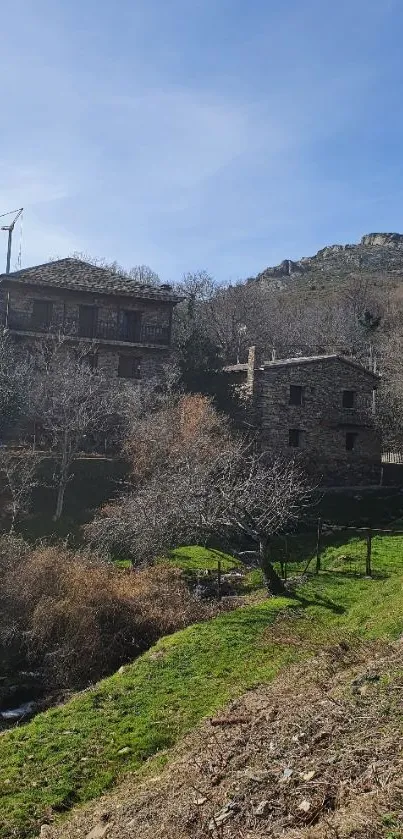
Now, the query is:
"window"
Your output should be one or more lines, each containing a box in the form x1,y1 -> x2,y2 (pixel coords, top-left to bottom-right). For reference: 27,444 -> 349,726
288,428 -> 301,448
122,310 -> 142,342
79,305 -> 97,338
345,432 -> 358,451
31,300 -> 53,329
342,390 -> 355,409
118,355 -> 141,379
289,385 -> 304,406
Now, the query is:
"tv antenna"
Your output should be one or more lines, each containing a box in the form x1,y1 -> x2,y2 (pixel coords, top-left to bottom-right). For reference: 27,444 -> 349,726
1,208 -> 23,274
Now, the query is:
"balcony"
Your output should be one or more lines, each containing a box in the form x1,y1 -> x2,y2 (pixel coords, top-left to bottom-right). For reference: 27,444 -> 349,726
6,312 -> 170,346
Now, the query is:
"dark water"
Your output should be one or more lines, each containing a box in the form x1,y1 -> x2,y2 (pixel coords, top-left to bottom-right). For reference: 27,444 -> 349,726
0,672 -> 43,730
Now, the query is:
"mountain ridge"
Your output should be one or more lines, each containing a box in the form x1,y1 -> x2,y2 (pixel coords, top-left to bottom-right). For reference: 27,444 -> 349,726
250,232 -> 403,292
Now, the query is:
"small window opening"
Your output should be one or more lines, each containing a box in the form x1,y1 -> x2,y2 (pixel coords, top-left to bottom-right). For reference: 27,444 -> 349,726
345,432 -> 358,451
342,390 -> 355,409
289,385 -> 304,406
288,428 -> 301,448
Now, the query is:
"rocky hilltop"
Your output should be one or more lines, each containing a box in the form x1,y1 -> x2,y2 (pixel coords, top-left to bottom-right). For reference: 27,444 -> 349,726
251,233 -> 403,291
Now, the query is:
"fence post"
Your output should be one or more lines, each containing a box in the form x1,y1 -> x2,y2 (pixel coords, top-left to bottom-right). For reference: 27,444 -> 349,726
315,518 -> 323,574
284,536 -> 288,582
366,528 -> 372,577
217,560 -> 222,601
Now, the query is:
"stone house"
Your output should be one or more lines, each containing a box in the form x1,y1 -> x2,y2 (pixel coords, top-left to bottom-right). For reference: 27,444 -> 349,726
0,258 -> 181,379
224,349 -> 381,486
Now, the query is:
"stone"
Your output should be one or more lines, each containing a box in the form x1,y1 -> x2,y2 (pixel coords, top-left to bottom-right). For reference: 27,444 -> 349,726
298,799 -> 311,813
85,823 -> 111,839
208,801 -> 239,830
255,799 -> 270,816
301,770 -> 316,781
279,767 -> 293,783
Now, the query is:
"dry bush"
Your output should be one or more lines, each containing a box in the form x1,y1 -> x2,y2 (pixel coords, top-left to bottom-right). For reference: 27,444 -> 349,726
0,541 -> 219,690
124,393 -> 231,484
86,394 -> 237,562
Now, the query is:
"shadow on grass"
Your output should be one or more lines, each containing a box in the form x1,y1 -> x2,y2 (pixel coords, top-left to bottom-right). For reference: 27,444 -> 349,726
321,568 -> 390,581
291,591 -> 346,615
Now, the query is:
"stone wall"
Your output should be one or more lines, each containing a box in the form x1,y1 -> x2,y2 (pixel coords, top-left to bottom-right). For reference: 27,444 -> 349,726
1,284 -> 171,332
1,282 -> 173,380
254,358 -> 381,486
97,348 -> 169,379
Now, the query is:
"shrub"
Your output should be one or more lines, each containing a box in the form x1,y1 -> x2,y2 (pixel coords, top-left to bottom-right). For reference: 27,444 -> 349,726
0,539 -> 221,691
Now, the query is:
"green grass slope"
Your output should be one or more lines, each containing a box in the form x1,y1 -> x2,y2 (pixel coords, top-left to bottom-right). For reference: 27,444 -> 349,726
1,536 -> 402,838
164,545 -> 241,572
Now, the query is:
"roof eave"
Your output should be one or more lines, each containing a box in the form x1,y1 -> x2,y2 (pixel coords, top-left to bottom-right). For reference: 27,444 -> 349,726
0,276 -> 182,304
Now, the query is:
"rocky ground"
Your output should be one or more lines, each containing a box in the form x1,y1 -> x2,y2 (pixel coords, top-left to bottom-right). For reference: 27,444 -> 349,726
42,636 -> 403,839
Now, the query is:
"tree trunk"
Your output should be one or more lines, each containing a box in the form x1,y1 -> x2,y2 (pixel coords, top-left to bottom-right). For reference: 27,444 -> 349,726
53,434 -> 70,521
53,479 -> 68,521
259,538 -> 288,595
9,502 -> 17,534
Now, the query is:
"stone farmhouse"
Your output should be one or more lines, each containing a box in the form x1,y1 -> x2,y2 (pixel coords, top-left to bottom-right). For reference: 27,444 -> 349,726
0,258 -> 181,378
224,349 -> 381,486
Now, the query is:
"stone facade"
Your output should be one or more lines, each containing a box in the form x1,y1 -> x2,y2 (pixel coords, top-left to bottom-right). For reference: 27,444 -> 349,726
225,352 -> 381,487
0,259 -> 180,381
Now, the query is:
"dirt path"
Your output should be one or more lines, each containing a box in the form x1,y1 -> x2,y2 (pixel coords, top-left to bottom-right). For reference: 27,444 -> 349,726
42,638 -> 403,839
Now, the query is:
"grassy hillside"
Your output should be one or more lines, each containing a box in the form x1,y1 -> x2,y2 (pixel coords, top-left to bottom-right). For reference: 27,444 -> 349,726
1,535 -> 402,838
164,545 -> 241,572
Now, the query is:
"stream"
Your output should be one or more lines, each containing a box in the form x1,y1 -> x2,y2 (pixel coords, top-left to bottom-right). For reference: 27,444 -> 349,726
0,671 -> 44,730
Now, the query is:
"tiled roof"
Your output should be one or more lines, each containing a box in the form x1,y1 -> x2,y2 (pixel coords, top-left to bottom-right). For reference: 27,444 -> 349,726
224,354 -> 379,379
261,354 -> 379,378
0,258 -> 181,302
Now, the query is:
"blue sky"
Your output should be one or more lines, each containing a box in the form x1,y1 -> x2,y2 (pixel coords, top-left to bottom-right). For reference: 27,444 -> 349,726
1,0 -> 402,282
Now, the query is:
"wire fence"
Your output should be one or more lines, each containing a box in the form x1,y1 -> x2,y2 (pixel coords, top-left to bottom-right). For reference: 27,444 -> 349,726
188,522 -> 403,599
272,520 -> 403,581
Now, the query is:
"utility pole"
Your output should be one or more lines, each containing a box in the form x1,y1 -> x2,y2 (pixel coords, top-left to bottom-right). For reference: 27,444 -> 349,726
1,208 -> 23,274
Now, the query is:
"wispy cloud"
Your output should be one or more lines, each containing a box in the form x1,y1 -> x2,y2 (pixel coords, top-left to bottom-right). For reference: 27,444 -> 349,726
0,0 -> 402,279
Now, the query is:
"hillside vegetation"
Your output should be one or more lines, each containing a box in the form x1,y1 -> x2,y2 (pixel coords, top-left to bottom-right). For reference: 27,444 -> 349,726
0,534 -> 402,838
49,637 -> 403,839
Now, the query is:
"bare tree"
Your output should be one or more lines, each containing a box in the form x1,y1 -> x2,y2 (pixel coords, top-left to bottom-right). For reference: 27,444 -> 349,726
30,341 -> 121,521
54,252 -> 161,286
0,448 -> 40,532
0,329 -> 29,441
203,452 -> 310,594
126,264 -> 160,286
87,395 -> 310,594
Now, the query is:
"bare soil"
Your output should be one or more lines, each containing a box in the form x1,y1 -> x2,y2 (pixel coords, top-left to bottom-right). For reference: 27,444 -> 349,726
42,638 -> 403,839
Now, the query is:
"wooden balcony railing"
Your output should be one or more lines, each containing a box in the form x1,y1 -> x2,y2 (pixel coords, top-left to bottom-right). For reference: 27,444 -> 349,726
6,312 -> 170,346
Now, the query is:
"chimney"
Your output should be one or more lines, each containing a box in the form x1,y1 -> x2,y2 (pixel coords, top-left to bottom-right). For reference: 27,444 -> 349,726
246,346 -> 259,395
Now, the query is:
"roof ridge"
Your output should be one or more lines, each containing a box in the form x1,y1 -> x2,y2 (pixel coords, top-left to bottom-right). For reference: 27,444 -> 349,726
261,353 -> 379,377
0,258 -> 181,302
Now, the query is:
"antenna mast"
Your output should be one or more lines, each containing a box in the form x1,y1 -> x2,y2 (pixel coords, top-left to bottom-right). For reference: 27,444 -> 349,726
1,208 -> 23,273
